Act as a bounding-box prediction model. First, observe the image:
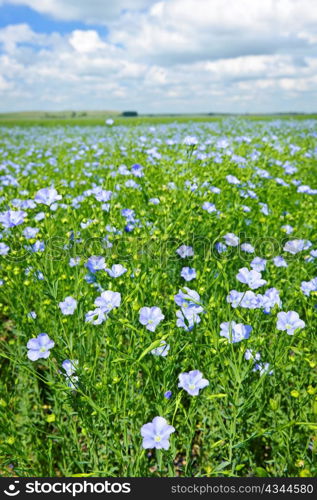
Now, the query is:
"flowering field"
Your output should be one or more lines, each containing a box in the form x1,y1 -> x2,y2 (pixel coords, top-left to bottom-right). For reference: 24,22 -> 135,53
0,118 -> 316,478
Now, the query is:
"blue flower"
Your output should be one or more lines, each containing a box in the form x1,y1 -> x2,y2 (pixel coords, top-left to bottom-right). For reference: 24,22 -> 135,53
226,175 -> 241,185
141,416 -> 175,450
59,296 -> 77,315
105,264 -> 127,278
121,208 -> 135,220
273,255 -> 288,267
139,306 -> 164,332
124,223 -> 135,232
94,290 -> 121,313
310,250 -> 317,259
151,340 -> 170,357
23,227 -> 40,239
250,257 -> 266,272
253,362 -> 273,376
176,245 -> 194,258
174,287 -> 203,313
27,333 -> 55,361
85,255 -> 106,273
27,240 -> 45,253
93,188 -> 112,202
69,257 -> 81,267
131,164 -> 144,177
149,198 -> 160,205
35,187 -> 62,206
236,267 -> 267,290
61,359 -> 78,388
283,239 -> 311,254
215,242 -> 227,253
276,311 -> 305,335
176,308 -> 201,331
261,288 -> 282,313
245,349 -> 261,361
260,203 -> 270,215
227,290 -> 244,308
241,291 -> 261,309
85,308 -> 106,325
0,242 -> 9,255
220,321 -> 252,343
301,278 -> 317,296
241,243 -> 255,253
178,370 -> 209,396
180,267 -> 196,282
223,233 -> 240,246
202,202 -> 217,213
164,390 -> 172,399
34,211 -> 45,222
183,136 -> 198,146
0,210 -> 26,228
62,359 -> 78,376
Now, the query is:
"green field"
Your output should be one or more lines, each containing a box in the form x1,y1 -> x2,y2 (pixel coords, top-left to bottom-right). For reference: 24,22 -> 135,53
1,111 -> 317,127
0,117 -> 316,477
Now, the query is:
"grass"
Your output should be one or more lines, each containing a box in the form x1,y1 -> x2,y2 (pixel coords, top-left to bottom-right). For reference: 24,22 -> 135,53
0,117 -> 316,477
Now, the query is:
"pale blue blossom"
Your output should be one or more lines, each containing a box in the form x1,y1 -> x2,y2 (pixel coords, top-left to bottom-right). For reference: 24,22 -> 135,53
224,233 -> 240,246
105,264 -> 127,278
59,296 -> 77,315
180,267 -> 196,282
141,416 -> 175,450
241,243 -> 255,253
250,257 -> 266,272
300,278 -> 317,296
276,311 -> 305,335
139,306 -> 164,332
174,287 -> 203,314
220,321 -> 252,343
94,291 -> 121,313
151,340 -> 170,357
202,202 -> 217,213
27,333 -> 54,361
236,267 -> 267,289
85,308 -> 106,325
0,242 -> 9,255
86,255 -> 106,273
0,210 -> 26,228
273,256 -> 288,267
176,245 -> 194,258
178,370 -> 209,396
35,187 -> 61,206
283,239 -> 311,254
183,136 -> 198,146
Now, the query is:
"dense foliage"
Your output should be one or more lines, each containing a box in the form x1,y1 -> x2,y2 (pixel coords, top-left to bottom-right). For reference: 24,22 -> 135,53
0,118 -> 316,477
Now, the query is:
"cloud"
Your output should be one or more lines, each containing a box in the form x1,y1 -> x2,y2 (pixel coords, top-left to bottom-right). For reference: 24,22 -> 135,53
0,0 -> 157,23
69,30 -> 107,53
0,0 -> 316,112
111,0 -> 317,65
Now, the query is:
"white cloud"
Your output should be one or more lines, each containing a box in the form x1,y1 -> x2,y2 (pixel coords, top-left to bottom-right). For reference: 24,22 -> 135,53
0,1 -> 317,112
69,30 -> 107,53
111,0 -> 317,65
0,0 -> 157,22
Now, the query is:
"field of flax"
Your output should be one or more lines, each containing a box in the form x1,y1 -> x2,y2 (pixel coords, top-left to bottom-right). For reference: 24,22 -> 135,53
0,118 -> 316,477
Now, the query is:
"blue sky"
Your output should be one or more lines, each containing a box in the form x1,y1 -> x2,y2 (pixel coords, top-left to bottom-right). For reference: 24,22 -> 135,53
0,3 -> 107,35
0,0 -> 316,113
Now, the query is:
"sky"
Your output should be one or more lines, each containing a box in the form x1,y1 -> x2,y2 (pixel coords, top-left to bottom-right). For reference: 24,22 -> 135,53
0,0 -> 317,114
